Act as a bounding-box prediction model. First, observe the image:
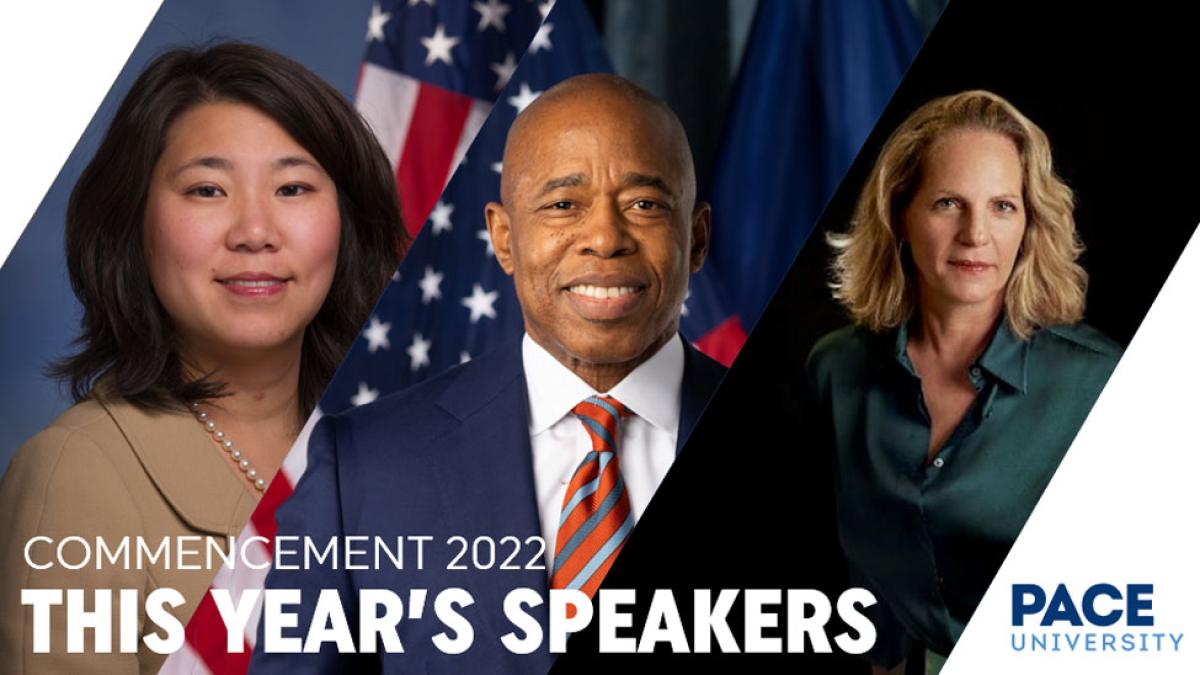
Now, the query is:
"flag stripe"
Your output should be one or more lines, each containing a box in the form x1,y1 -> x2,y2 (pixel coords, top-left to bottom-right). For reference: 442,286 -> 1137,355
184,591 -> 253,673
212,522 -> 274,650
355,63 -> 420,170
156,642 -> 208,675
172,439 -> 306,667
249,474 -> 293,545
693,316 -> 748,367
449,99 -> 494,189
395,82 -> 473,237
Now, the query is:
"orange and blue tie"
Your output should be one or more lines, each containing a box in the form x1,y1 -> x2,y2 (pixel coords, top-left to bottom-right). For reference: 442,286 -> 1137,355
550,395 -> 634,597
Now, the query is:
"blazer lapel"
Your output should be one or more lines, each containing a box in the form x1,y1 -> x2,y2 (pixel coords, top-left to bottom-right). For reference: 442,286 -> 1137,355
98,392 -> 258,536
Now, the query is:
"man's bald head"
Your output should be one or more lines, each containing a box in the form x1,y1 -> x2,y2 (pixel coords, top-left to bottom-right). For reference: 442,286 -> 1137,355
484,72 -> 710,393
500,73 -> 696,208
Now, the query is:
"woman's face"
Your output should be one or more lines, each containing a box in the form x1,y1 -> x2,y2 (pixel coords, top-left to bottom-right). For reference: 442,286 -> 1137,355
144,101 -> 340,366
902,129 -> 1027,314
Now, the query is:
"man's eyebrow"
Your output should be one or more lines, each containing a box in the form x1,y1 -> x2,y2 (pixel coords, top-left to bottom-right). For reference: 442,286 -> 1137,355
537,173 -> 587,197
622,172 -> 673,196
169,156 -> 232,179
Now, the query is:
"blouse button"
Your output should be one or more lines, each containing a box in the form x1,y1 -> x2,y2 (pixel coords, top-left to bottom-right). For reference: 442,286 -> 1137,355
969,366 -> 982,379
932,457 -> 945,468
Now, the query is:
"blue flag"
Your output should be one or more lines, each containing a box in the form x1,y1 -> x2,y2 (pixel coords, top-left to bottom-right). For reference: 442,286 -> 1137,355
707,0 -> 923,328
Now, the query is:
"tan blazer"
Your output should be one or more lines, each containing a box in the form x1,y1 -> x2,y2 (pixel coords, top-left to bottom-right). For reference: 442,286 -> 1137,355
0,392 -> 259,674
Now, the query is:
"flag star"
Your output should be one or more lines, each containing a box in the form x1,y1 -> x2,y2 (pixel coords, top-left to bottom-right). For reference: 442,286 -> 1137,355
507,82 -> 541,114
529,21 -> 554,53
391,269 -> 401,282
461,284 -> 500,323
408,0 -> 435,5
477,229 -> 495,256
538,0 -> 555,20
362,315 -> 391,353
490,161 -> 503,175
430,200 -> 454,235
418,266 -> 444,304
366,3 -> 391,42
681,288 -> 691,316
490,52 -> 518,91
407,332 -> 433,371
420,24 -> 461,66
460,351 -> 472,364
350,381 -> 379,407
473,0 -> 511,32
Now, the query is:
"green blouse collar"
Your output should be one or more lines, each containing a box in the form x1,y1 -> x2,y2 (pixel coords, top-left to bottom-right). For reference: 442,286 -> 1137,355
891,314 -> 1029,393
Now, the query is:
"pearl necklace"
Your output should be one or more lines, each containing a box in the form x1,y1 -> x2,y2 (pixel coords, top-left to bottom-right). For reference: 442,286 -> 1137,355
190,402 -> 267,492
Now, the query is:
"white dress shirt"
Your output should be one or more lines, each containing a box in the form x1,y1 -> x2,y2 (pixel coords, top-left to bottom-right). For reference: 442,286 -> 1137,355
522,333 -> 684,570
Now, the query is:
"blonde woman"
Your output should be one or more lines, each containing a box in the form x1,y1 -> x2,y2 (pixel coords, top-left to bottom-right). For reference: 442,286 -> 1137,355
806,90 -> 1120,673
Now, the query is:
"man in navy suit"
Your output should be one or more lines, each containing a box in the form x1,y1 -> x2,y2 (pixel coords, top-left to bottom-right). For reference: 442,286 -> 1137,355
251,73 -> 726,674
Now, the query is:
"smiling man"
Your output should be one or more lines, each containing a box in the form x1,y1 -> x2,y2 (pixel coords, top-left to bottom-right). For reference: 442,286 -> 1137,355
485,73 -> 725,593
487,73 -> 711,393
251,74 -> 726,673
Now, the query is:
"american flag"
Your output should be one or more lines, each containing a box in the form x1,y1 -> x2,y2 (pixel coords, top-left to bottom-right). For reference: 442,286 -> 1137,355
325,0 -> 745,411
165,1 -> 746,672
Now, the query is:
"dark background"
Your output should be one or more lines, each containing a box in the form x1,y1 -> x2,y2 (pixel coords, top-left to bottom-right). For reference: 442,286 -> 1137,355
553,1 -> 1200,672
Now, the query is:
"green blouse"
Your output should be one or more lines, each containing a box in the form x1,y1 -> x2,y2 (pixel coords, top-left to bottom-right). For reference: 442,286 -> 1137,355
806,318 -> 1121,665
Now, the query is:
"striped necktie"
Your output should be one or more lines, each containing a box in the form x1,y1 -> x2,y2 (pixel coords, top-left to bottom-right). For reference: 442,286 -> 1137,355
549,395 -> 635,597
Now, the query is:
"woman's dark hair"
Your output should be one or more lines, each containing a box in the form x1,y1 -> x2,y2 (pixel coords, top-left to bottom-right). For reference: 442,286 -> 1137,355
52,42 -> 408,416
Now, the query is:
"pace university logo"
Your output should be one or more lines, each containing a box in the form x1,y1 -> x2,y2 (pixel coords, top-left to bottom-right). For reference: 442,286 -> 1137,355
1010,583 -> 1184,654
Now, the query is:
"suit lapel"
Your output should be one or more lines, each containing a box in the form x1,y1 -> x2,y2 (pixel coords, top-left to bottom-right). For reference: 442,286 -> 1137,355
416,338 -> 722,672
430,343 -> 542,545
676,340 -> 727,454
427,342 -> 554,670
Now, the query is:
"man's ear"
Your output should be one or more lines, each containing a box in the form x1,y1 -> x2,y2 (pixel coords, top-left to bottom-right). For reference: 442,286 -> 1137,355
689,201 -> 712,273
485,201 -> 515,275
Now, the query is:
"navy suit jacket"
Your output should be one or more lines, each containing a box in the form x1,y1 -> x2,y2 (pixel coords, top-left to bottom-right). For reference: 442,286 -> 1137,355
250,339 -> 725,674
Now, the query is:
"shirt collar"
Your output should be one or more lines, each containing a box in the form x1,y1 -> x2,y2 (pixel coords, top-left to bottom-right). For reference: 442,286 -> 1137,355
893,319 -> 919,378
522,332 -> 684,435
976,318 -> 1028,393
891,315 -> 1029,393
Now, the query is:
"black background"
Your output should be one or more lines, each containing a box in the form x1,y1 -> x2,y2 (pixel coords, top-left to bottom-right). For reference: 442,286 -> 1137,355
553,1 -> 1199,673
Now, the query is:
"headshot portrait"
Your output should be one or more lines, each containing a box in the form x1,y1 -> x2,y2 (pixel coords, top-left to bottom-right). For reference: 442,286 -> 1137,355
251,72 -> 727,673
586,3 -> 1200,672
805,90 -> 1121,673
0,41 -> 406,672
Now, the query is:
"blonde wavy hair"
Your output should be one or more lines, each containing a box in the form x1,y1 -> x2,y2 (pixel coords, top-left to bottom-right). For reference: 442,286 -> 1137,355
827,89 -> 1086,338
